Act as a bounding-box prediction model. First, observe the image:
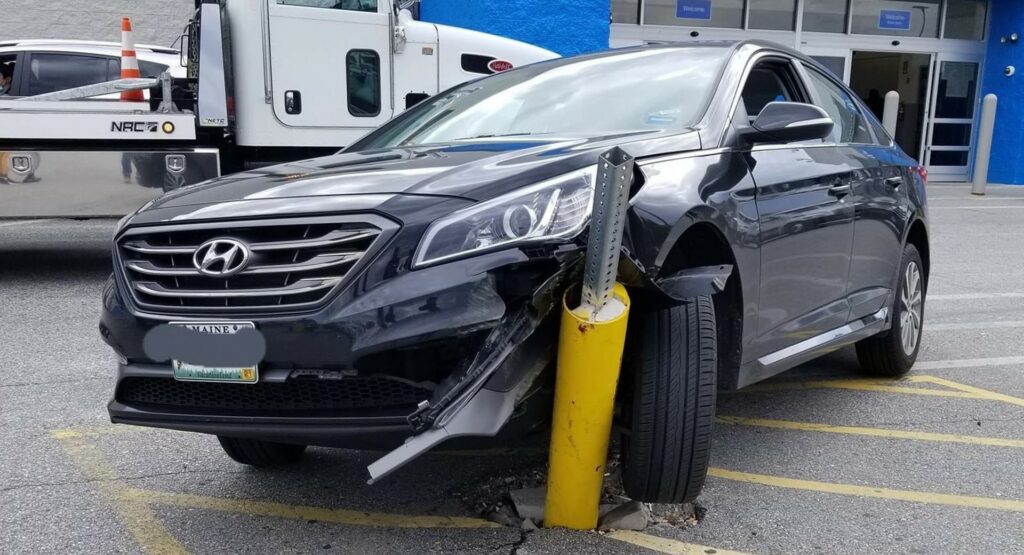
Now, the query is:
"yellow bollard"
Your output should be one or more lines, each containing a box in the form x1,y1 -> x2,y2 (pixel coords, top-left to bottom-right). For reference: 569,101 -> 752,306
544,283 -> 631,530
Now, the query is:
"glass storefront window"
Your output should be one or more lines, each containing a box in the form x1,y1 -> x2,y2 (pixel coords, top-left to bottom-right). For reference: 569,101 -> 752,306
810,55 -> 847,79
803,0 -> 848,33
930,151 -> 970,166
612,0 -> 640,24
850,0 -> 941,38
935,61 -> 978,118
642,0 -> 744,29
750,0 -> 797,31
944,0 -> 987,40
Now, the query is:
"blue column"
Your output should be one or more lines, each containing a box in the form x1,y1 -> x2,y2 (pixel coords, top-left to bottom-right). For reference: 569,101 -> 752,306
982,0 -> 1024,184
418,0 -> 610,57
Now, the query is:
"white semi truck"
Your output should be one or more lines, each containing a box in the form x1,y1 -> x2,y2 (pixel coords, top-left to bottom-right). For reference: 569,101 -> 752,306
0,0 -> 556,218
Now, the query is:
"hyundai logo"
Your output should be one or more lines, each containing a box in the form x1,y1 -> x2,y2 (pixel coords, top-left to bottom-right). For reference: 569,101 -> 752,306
193,238 -> 251,277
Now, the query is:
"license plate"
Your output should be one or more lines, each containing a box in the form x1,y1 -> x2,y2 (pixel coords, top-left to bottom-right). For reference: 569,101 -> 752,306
170,321 -> 258,383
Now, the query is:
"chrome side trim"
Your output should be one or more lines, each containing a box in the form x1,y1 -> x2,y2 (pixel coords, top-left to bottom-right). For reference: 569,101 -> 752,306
758,307 -> 889,368
260,0 -> 273,104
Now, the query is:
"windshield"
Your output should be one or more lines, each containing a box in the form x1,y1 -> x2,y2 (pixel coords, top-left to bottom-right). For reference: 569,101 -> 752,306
356,47 -> 730,149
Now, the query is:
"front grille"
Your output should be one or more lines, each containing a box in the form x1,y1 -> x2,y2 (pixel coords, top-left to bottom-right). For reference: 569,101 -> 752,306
117,215 -> 395,313
117,376 -> 431,415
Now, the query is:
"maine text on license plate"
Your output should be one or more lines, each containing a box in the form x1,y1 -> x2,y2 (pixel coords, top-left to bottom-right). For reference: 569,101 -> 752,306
170,322 -> 258,383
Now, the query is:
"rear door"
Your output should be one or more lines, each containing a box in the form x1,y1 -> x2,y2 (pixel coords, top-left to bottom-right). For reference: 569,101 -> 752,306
267,0 -> 393,128
742,57 -> 857,359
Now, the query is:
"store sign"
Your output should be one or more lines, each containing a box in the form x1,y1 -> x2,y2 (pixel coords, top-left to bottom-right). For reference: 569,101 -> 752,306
676,0 -> 712,21
878,9 -> 912,31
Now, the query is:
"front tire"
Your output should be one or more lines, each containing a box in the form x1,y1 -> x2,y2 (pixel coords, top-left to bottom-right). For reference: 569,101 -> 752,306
855,243 -> 926,376
217,436 -> 306,467
622,296 -> 717,504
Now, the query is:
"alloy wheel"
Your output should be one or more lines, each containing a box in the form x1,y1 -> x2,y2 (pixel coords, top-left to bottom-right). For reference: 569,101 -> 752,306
899,261 -> 923,355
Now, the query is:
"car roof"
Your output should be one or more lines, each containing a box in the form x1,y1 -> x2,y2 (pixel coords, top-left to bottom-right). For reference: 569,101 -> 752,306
605,39 -> 809,63
0,39 -> 178,55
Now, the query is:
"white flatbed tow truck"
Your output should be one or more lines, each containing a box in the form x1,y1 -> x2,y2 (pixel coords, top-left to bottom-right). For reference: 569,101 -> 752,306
0,0 -> 556,218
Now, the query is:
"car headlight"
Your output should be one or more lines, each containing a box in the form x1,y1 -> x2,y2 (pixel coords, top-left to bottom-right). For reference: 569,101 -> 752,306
413,166 -> 597,267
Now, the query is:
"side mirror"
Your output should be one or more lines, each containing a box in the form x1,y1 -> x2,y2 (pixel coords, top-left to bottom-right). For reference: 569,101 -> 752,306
740,101 -> 834,144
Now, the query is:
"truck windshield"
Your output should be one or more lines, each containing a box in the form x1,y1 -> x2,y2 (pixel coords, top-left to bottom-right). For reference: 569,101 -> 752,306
356,47 -> 729,149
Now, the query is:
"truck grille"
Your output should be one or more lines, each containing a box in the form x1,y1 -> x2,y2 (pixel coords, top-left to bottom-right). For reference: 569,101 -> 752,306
117,376 -> 431,415
116,215 -> 395,313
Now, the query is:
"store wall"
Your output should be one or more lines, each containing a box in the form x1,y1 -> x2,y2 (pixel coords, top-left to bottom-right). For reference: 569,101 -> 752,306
982,0 -> 1024,184
419,0 -> 610,56
0,0 -> 193,46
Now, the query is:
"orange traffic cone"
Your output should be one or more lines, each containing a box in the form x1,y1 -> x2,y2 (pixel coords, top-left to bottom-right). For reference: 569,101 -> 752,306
120,17 -> 145,102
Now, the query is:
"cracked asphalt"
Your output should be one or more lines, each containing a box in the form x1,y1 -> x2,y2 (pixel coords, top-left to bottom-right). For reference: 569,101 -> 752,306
2,183 -> 1023,554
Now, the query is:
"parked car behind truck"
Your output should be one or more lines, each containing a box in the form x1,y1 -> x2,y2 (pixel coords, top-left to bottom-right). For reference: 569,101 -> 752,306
101,41 -> 929,503
0,0 -> 556,218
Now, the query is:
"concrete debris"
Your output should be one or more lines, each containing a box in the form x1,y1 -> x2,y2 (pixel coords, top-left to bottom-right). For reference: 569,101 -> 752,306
509,486 -> 546,522
597,500 -> 651,531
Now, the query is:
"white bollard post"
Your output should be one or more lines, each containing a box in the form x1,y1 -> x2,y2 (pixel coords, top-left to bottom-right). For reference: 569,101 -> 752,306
882,91 -> 900,139
972,94 -> 998,196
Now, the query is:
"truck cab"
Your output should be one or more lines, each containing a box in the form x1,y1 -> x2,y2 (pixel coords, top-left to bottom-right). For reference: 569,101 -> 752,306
202,0 -> 557,158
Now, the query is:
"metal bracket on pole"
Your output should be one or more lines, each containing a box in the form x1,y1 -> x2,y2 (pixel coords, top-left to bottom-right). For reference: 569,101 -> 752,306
579,147 -> 634,320
972,93 -> 998,196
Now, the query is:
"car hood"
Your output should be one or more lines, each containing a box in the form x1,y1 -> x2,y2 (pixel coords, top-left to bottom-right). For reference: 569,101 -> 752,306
142,130 -> 702,212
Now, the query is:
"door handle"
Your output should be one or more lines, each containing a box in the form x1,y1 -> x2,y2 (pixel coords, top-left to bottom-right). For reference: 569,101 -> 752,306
885,176 -> 903,188
828,182 -> 852,197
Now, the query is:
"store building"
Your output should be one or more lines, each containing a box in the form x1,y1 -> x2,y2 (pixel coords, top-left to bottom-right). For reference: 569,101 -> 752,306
422,0 -> 1023,184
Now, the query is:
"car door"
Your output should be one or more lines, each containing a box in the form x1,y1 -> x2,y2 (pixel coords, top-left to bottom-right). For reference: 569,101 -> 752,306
804,63 -> 911,321
267,0 -> 393,128
740,57 -> 857,360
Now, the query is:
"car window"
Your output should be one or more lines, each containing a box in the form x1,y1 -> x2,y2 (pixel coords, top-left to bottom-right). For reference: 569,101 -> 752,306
740,66 -> 796,122
26,53 -> 118,96
138,60 -> 169,79
801,65 -> 874,145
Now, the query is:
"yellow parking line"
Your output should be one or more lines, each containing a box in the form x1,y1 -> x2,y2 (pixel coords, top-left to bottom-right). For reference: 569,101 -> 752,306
606,530 -> 751,555
909,375 -> 1024,408
739,378 -> 977,398
51,430 -> 187,555
707,468 -> 1024,513
126,488 -> 500,529
716,416 -> 1024,448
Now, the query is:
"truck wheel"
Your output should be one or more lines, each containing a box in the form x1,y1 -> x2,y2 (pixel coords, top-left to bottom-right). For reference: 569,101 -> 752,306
622,295 -> 717,504
217,436 -> 306,467
855,244 -> 926,377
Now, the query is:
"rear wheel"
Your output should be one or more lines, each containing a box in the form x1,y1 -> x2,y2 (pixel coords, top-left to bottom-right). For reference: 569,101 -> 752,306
217,436 -> 306,467
621,296 -> 717,503
855,243 -> 925,376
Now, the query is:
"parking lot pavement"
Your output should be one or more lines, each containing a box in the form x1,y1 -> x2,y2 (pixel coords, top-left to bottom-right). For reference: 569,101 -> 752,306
2,183 -> 1023,554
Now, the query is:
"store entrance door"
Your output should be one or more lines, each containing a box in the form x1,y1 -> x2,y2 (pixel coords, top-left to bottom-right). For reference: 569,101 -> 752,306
849,51 -> 932,163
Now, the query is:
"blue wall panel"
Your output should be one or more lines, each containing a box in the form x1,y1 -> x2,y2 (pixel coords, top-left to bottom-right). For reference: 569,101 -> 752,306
982,0 -> 1024,184
419,0 -> 610,57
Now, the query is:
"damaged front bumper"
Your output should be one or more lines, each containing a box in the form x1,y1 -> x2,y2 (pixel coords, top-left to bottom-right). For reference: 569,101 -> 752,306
367,264 -> 570,482
103,239 -> 579,481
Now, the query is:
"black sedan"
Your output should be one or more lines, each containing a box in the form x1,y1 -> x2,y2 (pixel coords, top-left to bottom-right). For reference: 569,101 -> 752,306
100,40 -> 928,504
